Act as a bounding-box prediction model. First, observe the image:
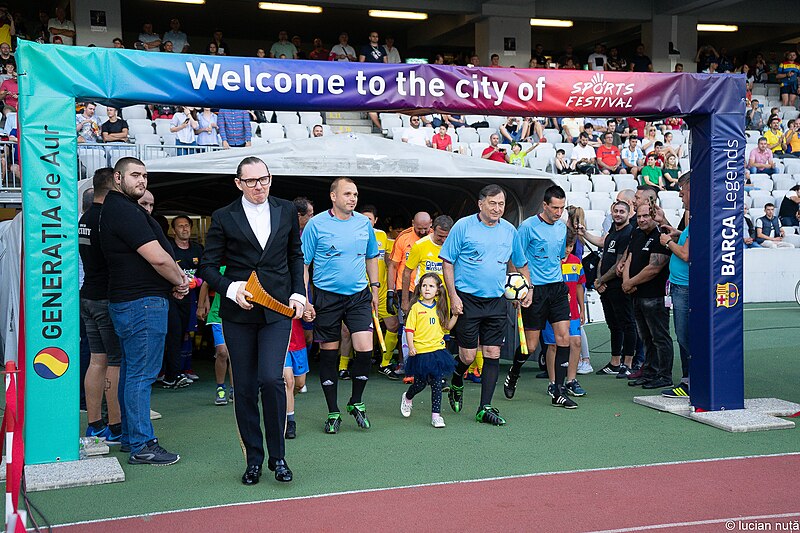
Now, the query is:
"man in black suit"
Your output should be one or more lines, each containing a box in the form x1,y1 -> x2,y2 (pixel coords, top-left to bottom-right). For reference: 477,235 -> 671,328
199,156 -> 305,485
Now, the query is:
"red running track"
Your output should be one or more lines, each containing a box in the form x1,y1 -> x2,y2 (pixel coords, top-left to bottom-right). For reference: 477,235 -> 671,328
56,454 -> 800,533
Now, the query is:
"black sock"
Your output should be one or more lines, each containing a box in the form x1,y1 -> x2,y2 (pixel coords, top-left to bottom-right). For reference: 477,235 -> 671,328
109,423 -> 122,435
554,345 -> 570,392
479,357 -> 500,407
318,349 -> 340,413
349,350 -> 372,405
88,419 -> 105,431
510,346 -> 530,375
451,355 -> 470,387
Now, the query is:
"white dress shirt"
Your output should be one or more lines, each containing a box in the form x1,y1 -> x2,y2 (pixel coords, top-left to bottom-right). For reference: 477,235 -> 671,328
226,196 -> 305,307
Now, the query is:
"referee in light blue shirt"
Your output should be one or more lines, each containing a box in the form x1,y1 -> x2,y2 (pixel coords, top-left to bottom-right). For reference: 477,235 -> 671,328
302,177 -> 380,434
440,184 -> 527,426
505,184 -> 579,409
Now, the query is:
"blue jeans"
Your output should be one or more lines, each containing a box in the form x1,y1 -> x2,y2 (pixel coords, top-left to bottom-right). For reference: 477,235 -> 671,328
780,216 -> 799,227
109,296 -> 169,454
748,166 -> 775,176
670,283 -> 690,381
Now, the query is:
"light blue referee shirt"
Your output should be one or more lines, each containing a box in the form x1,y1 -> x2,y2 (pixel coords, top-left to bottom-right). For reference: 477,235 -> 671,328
515,215 -> 567,285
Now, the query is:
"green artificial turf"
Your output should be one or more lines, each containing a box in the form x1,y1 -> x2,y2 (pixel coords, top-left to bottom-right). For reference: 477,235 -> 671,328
9,303 -> 800,526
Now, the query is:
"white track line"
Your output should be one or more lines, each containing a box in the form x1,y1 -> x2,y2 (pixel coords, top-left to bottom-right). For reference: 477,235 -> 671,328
53,451 -> 800,529
585,512 -> 800,533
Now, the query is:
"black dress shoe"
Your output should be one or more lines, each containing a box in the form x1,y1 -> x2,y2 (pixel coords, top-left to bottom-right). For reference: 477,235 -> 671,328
268,458 -> 293,483
241,465 -> 262,485
285,420 -> 296,439
628,377 -> 651,387
642,378 -> 673,389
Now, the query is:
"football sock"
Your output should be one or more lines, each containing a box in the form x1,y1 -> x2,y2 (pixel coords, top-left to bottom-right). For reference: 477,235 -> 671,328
349,350 -> 372,405
510,346 -> 530,375
555,345 -> 570,391
479,357 -> 500,406
381,330 -> 398,367
319,349 -> 340,412
452,356 -> 470,388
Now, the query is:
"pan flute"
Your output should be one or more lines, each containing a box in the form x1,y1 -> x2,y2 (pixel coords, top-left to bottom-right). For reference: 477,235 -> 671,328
243,271 -> 295,318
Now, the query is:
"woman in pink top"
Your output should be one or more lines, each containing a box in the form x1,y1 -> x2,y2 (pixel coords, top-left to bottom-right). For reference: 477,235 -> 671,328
0,62 -> 18,110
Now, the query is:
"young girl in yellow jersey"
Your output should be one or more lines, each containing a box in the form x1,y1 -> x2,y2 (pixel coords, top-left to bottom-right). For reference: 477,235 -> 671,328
401,273 -> 458,428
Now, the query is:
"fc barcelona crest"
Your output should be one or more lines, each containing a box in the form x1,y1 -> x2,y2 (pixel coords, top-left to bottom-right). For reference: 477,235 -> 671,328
715,283 -> 739,308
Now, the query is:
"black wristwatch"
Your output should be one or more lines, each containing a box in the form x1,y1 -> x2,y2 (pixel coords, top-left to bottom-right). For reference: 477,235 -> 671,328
369,282 -> 381,288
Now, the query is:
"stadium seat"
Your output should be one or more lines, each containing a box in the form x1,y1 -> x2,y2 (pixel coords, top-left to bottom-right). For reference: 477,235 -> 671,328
669,130 -> 685,145
259,123 -> 285,141
299,112 -> 323,126
161,133 -> 176,146
463,115 -> 487,127
569,179 -> 593,193
94,104 -> 108,120
660,195 -> 683,210
133,133 -> 161,146
250,121 -> 259,137
122,105 -> 148,120
588,192 -> 612,210
285,124 -> 310,140
380,114 -> 403,134
106,145 -> 138,167
269,138 -> 291,144
528,158 -> 548,171
773,175 -> 795,190
469,142 -> 489,158
127,119 -> 155,136
555,142 -> 574,161
78,147 -> 107,179
551,177 -> 570,192
457,128 -> 479,143
391,127 -> 405,142
750,207 -> 765,220
584,210 -> 606,232
750,175 -> 774,191
451,142 -> 470,156
772,190 -> 789,205
614,176 -> 637,191
543,129 -> 561,145
782,159 -> 800,174
251,135 -> 269,145
533,147 -> 555,170
485,116 -> 505,130
566,195 -> 590,211
744,130 -> 761,142
275,111 -> 300,125
154,119 -> 172,137
783,234 -> 800,247
750,192 -> 774,209
591,176 -> 616,193
477,127 -> 498,143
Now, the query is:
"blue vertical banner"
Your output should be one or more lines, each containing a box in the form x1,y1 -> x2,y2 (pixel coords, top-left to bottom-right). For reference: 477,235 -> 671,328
688,113 -> 745,411
17,93 -> 80,463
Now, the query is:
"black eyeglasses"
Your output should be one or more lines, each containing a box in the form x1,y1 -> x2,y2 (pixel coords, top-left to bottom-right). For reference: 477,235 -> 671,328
237,176 -> 271,188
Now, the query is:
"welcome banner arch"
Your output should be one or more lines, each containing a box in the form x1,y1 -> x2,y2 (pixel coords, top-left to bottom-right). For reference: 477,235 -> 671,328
17,41 -> 745,464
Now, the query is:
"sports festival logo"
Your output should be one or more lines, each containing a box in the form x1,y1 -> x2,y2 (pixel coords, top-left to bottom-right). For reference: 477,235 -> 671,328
715,282 -> 740,308
33,347 -> 70,379
566,73 -> 635,109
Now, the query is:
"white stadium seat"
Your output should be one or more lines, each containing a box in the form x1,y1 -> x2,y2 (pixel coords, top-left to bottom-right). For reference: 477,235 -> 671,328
259,123 -> 285,141
275,111 -> 300,125
588,192 -> 613,210
122,105 -> 148,120
285,124 -> 310,140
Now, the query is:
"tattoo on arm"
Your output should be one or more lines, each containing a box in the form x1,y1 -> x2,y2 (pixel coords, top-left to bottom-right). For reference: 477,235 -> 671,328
649,253 -> 669,268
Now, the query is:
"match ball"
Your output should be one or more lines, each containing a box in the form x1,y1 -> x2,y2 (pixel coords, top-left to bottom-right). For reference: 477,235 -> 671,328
504,272 -> 529,301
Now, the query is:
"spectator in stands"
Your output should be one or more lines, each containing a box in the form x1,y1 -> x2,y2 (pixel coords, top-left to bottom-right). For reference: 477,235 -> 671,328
330,32 -> 356,62
777,51 -> 799,107
138,189 -> 154,215
582,123 -> 601,147
508,141 -> 536,166
587,44 -> 607,71
76,102 -> 102,144
206,42 -> 222,56
554,149 -> 569,174
170,106 -> 199,155
218,108 -> 251,149
195,107 -> 219,146
662,131 -> 683,159
695,45 -> 719,73
673,63 -> 684,73
570,132 -> 598,174
605,47 -> 627,71
663,154 -> 681,190
254,48 -> 265,58
48,6 -> 75,46
756,203 -> 794,248
640,126 -> 659,155
561,117 -> 583,143
292,35 -> 306,59
308,38 -> 329,61
359,31 -> 387,63
211,29 -> 231,56
558,44 -> 577,68
640,153 -> 664,190
138,22 -> 161,52
383,36 -> 401,64
270,30 -> 297,59
431,124 -> 452,151
401,116 -> 431,147
717,48 -> 734,73
596,132 -> 624,174
489,54 -> 501,67
746,99 -> 765,131
482,133 -> 508,163
748,137 -> 777,175
499,117 -> 526,143
433,54 -> 445,65
101,106 -> 129,143
112,37 -> 124,48
629,44 -> 653,72
754,53 -> 770,82
627,117 -> 647,138
161,41 -> 174,53
531,43 -> 547,68
778,185 -> 800,226
621,136 -> 644,178
0,42 -> 13,71
312,124 -> 324,137
468,54 -> 480,66
743,206 -> 761,248
784,119 -> 800,156
31,9 -> 49,43
163,18 -> 189,53
0,62 -> 16,110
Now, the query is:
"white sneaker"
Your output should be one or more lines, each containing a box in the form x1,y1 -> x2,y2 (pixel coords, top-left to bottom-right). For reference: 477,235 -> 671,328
299,385 -> 308,393
150,409 -> 162,420
431,414 -> 446,428
577,360 -> 594,375
400,392 -> 413,417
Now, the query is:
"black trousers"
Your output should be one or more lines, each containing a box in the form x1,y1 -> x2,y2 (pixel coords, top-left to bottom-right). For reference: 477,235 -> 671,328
633,296 -> 674,382
600,287 -> 636,358
223,319 -> 292,467
165,298 -> 190,382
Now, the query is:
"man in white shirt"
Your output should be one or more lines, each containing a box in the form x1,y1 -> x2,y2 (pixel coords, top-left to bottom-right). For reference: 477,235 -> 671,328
330,32 -> 356,62
571,132 -> 599,174
163,18 -> 189,53
48,7 -> 75,46
402,116 -> 431,147
587,44 -> 608,71
138,22 -> 161,52
383,37 -> 401,64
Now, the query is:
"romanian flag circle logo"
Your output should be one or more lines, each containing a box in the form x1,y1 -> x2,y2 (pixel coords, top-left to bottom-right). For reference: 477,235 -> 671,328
33,347 -> 69,379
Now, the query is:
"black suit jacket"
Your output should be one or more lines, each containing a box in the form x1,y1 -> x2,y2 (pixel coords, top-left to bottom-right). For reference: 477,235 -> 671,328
199,195 -> 304,324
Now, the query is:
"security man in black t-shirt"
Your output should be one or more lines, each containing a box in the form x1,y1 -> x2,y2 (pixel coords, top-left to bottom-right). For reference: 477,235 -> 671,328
622,203 -> 674,390
100,156 -> 189,466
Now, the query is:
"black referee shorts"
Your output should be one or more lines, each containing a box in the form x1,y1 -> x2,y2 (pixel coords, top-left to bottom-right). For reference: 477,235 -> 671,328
313,287 -> 373,343
453,290 -> 507,349
521,282 -> 571,331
